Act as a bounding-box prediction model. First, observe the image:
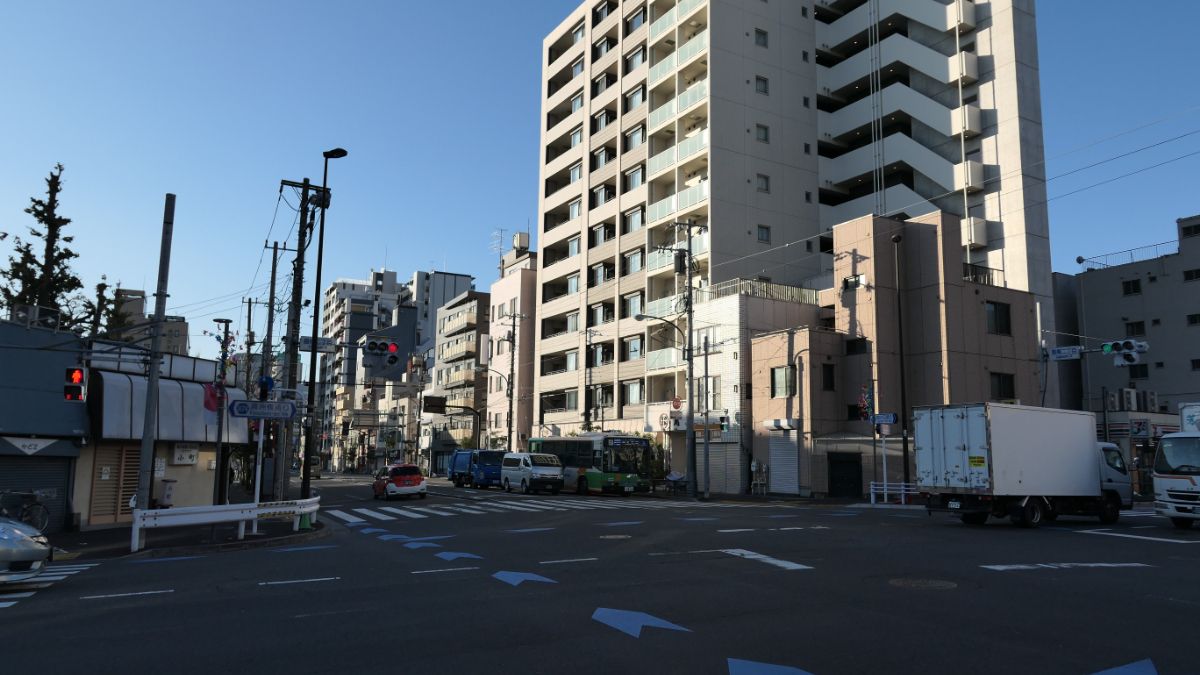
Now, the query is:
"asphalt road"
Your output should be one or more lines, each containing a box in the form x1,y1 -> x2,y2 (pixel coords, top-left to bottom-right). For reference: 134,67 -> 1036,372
4,478 -> 1195,675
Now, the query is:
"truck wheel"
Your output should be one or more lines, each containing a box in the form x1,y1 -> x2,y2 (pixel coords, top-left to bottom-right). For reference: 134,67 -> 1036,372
521,480 -> 530,495
503,478 -> 511,493
1171,518 -> 1195,530
452,476 -> 461,488
1098,496 -> 1120,524
1011,499 -> 1044,528
960,512 -> 988,525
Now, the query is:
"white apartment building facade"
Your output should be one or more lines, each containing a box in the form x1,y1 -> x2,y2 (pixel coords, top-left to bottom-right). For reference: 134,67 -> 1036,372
485,244 -> 538,451
533,0 -> 1055,438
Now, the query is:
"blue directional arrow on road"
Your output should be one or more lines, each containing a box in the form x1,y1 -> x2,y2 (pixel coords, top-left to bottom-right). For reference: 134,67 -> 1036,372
728,658 -> 815,675
592,608 -> 691,638
435,552 -> 482,562
492,571 -> 557,587
404,542 -> 441,550
1093,659 -> 1158,675
378,534 -> 410,542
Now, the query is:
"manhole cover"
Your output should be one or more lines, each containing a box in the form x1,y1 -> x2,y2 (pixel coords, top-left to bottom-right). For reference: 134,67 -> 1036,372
599,534 -> 631,540
888,578 -> 958,590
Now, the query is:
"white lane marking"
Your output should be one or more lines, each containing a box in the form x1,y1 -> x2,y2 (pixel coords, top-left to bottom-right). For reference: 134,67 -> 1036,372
49,562 -> 99,568
410,567 -> 480,575
258,577 -> 341,586
484,502 -> 541,512
47,565 -> 97,570
33,576 -> 69,582
0,601 -> 18,608
981,563 -> 1152,571
501,501 -> 560,511
718,528 -> 756,533
1132,525 -> 1158,529
352,508 -> 395,521
539,557 -> 599,565
720,549 -> 812,571
80,590 -> 175,600
1079,530 -> 1200,545
406,506 -> 458,517
41,569 -> 84,575
438,505 -> 488,515
0,592 -> 36,599
379,506 -> 429,519
325,509 -> 366,524
526,500 -> 589,510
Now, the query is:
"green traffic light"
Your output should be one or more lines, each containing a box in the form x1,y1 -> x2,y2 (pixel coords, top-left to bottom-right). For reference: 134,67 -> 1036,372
1101,342 -> 1114,354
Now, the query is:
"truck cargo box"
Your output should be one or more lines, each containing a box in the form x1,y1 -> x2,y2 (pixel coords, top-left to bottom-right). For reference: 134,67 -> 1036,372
915,403 -> 1099,497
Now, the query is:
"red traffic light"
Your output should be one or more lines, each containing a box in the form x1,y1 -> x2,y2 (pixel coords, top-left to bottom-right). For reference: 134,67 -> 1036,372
66,368 -> 84,384
387,343 -> 399,353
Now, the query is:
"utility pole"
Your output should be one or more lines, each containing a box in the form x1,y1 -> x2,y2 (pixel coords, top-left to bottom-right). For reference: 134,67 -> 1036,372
281,179 -> 311,489
703,334 -> 710,500
506,312 -> 521,452
262,241 -> 285,499
213,318 -> 233,504
892,234 -> 911,486
243,298 -> 255,392
135,194 -> 175,532
675,219 -> 707,499
583,328 -> 594,431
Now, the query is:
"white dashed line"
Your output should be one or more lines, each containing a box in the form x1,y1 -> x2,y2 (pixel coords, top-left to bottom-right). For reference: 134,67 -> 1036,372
81,590 -> 175,600
410,567 -> 480,575
258,577 -> 341,586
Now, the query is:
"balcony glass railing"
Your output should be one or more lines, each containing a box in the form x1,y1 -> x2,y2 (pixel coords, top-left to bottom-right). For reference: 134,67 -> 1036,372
646,248 -> 674,272
678,0 -> 705,20
677,81 -> 707,112
648,99 -> 676,129
676,129 -> 708,164
650,6 -> 677,39
647,146 -> 676,175
676,180 -> 709,213
646,294 -> 681,317
676,30 -> 707,65
647,194 -> 676,223
648,52 -> 676,84
646,348 -> 679,371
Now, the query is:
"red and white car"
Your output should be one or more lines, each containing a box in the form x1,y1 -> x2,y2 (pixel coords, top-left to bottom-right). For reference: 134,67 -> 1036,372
373,464 -> 428,501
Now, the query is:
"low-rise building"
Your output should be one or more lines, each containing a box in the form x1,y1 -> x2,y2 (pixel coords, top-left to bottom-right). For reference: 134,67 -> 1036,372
421,290 -> 490,473
485,238 -> 537,451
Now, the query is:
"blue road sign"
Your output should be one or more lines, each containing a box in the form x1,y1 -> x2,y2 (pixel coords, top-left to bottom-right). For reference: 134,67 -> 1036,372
872,413 -> 898,425
228,400 -> 296,419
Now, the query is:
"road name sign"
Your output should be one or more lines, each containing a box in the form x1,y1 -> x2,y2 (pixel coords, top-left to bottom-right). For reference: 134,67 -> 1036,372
1048,346 -> 1083,361
228,400 -> 297,419
872,413 -> 898,425
299,336 -> 335,353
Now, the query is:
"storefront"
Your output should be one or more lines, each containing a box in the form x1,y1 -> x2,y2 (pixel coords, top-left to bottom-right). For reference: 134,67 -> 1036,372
0,438 -> 80,534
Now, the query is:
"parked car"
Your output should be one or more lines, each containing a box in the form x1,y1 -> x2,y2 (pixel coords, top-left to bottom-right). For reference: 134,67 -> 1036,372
0,516 -> 51,584
502,452 -> 564,495
372,464 -> 428,500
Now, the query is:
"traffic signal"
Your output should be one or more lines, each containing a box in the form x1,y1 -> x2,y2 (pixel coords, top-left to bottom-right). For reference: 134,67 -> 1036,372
1100,340 -> 1148,366
64,367 -> 86,402
363,339 -> 402,367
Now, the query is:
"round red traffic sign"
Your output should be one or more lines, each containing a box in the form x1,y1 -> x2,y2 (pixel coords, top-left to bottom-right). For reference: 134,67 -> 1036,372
672,397 -> 682,410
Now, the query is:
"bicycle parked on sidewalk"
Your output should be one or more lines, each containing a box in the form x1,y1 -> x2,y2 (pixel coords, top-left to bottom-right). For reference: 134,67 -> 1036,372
0,490 -> 50,533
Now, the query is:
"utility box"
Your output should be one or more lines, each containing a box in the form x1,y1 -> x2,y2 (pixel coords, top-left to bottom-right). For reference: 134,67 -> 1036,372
158,478 -> 177,508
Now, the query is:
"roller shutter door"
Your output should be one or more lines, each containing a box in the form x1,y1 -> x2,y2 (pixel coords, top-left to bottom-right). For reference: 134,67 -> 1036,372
0,456 -> 72,533
768,430 -> 799,495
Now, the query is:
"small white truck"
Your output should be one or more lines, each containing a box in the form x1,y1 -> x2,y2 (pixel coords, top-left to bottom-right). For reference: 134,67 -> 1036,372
916,403 -> 1132,528
1152,402 -> 1200,529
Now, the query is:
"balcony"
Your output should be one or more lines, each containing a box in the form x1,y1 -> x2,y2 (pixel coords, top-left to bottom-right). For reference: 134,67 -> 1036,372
649,53 -> 676,84
963,262 -> 1004,287
446,394 -> 474,409
648,128 -> 708,177
445,370 -> 476,388
645,293 -> 682,317
440,341 -> 477,362
650,5 -> 677,40
677,81 -> 707,115
648,99 -> 676,129
648,146 -> 676,176
646,248 -> 675,272
676,29 -> 707,67
441,312 -> 476,336
646,348 -> 680,371
449,427 -> 476,445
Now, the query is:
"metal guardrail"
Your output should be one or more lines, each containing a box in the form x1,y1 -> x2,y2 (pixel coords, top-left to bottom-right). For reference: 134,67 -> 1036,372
868,482 -> 919,505
130,496 -> 321,552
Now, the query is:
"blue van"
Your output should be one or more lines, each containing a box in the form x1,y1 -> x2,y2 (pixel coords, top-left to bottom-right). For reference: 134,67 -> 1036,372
449,449 -> 505,489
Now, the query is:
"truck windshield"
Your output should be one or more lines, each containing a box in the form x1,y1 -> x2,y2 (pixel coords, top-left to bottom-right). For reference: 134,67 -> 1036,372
1154,437 -> 1200,475
477,451 -> 505,466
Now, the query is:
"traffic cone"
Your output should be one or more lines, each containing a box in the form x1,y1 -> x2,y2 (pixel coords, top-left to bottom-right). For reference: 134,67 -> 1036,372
299,513 -> 312,530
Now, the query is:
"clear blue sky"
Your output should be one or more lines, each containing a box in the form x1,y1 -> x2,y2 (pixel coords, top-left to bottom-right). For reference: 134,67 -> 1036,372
2,1 -> 1197,360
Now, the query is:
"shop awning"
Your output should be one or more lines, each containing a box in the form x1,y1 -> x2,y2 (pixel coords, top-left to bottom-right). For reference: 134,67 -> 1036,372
94,371 -> 249,443
0,436 -> 80,458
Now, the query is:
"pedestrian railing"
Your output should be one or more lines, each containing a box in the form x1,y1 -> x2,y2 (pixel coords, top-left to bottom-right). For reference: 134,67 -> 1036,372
130,496 -> 321,552
869,482 -> 919,505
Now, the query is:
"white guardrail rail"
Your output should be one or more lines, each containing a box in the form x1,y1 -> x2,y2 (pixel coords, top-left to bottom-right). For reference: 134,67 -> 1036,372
130,496 -> 321,552
868,482 -> 919,505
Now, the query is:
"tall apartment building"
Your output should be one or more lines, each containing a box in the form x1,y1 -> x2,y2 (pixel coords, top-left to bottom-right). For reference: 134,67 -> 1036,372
485,239 -> 538,451
533,0 -> 1055,436
113,288 -> 190,356
421,291 -> 491,473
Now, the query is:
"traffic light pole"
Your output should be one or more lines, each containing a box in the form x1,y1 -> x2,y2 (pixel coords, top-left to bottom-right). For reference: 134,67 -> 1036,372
134,194 -> 175,530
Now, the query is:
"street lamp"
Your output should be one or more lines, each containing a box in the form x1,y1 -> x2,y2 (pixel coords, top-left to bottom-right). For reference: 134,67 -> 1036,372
301,147 -> 347,500
891,234 -> 911,486
635,312 -> 696,498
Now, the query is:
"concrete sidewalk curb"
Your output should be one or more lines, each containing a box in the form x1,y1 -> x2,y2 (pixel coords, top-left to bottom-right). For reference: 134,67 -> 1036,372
120,522 -> 331,560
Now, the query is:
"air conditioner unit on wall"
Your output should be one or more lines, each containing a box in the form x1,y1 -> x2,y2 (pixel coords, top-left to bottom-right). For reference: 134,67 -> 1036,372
1121,388 -> 1138,412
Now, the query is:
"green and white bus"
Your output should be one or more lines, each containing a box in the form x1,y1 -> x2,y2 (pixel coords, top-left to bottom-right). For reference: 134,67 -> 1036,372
527,433 -> 652,495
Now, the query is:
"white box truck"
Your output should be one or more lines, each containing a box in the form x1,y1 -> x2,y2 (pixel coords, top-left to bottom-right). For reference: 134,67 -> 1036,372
915,403 -> 1132,528
1152,402 -> 1200,529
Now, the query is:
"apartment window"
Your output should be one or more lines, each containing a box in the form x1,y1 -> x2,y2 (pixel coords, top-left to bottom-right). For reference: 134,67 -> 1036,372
590,263 -> 612,286
755,76 -> 769,95
625,6 -> 646,33
594,37 -> 613,58
593,146 -> 616,169
568,199 -> 582,220
622,380 -> 644,405
591,223 -> 612,245
1125,320 -> 1146,337
569,162 -> 583,184
989,372 -> 1016,401
1192,359 -> 1200,371
754,29 -> 768,47
822,363 -> 836,391
755,124 -> 770,143
621,292 -> 643,318
624,165 -> 645,190
756,174 -> 771,193
1128,364 -> 1149,379
805,191 -> 812,203
566,312 -> 579,332
623,207 -> 644,234
1185,269 -> 1200,282
624,46 -> 646,72
802,50 -> 809,62
571,92 -> 584,112
624,125 -> 645,151
569,127 -> 583,148
1181,223 -> 1200,238
804,143 -> 811,154
593,73 -> 614,96
572,22 -> 585,45
567,274 -> 580,294
593,109 -> 616,132
1188,313 -> 1200,326
802,6 -> 808,17
565,351 -> 579,372
757,225 -> 771,243
770,366 -> 795,398
568,236 -> 581,257
622,249 -> 644,275
594,0 -> 615,23
986,301 -> 1012,336
845,338 -> 868,355
571,57 -> 585,78
1122,279 -> 1141,296
803,96 -> 810,108
623,335 -> 643,360
592,184 -> 615,207
624,85 -> 646,112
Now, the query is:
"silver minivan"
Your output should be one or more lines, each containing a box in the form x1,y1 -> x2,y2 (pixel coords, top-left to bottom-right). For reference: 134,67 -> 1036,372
501,453 -> 565,495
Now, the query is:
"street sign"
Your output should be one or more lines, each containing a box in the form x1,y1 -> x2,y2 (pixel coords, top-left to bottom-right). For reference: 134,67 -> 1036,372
1048,346 -> 1082,361
872,413 -> 898,425
299,336 -> 336,353
228,400 -> 297,419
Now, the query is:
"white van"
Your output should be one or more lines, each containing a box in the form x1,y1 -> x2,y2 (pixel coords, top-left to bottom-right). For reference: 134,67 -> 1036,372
501,453 -> 564,495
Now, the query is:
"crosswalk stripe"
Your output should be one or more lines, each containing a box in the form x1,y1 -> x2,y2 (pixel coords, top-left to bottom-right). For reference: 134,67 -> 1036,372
439,505 -> 488,514
484,502 -> 542,512
0,602 -> 16,609
325,509 -> 366,524
33,576 -> 68,582
40,568 -> 83,575
406,506 -> 457,517
528,500 -> 592,511
352,508 -> 395,521
499,501 -> 558,511
0,592 -> 35,599
379,506 -> 429,519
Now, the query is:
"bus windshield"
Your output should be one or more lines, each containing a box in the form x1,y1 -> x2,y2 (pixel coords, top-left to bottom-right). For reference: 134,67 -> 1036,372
605,437 -> 651,475
1155,437 -> 1200,475
610,448 -> 642,474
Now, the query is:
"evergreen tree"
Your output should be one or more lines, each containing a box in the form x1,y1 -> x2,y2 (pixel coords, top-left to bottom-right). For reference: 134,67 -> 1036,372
82,278 -> 134,337
1,164 -> 84,326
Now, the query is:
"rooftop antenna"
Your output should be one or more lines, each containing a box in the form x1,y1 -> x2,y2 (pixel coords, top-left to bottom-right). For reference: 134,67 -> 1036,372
491,227 -> 508,276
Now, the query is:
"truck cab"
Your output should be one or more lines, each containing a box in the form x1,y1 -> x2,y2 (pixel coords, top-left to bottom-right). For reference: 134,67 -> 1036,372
448,449 -> 505,489
1153,402 -> 1200,529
